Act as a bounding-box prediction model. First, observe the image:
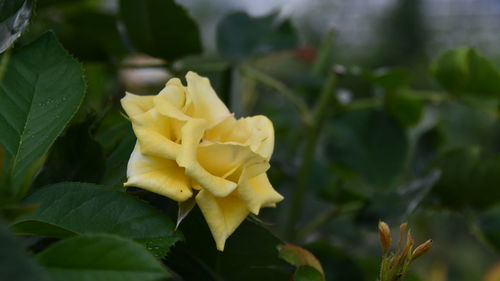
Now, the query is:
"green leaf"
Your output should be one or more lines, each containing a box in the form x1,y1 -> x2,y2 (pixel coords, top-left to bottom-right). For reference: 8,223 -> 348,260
294,266 -> 324,281
385,88 -> 424,126
327,108 -> 409,189
432,147 -> 500,210
431,47 -> 500,98
0,32 -> 85,196
371,68 -> 411,91
0,221 -> 50,281
119,0 -> 202,61
166,207 -> 291,281
55,9 -> 127,61
33,116 -> 105,187
37,234 -> 169,281
12,182 -> 182,256
278,243 -> 324,276
216,12 -> 299,60
0,0 -> 33,53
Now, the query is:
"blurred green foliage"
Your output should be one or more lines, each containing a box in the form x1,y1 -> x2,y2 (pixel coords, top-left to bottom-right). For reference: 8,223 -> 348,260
1,0 -> 499,281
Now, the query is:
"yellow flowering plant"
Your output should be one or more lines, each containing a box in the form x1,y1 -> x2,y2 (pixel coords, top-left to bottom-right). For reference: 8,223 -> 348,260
121,71 -> 283,251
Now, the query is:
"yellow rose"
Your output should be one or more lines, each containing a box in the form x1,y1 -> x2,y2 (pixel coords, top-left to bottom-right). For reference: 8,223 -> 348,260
121,71 -> 283,251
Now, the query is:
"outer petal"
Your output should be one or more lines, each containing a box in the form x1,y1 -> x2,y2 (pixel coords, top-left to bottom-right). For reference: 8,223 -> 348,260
176,119 -> 237,197
130,109 -> 180,159
237,171 -> 284,215
245,115 -> 274,160
196,189 -> 249,251
186,71 -> 231,126
121,92 -> 155,117
125,144 -> 192,202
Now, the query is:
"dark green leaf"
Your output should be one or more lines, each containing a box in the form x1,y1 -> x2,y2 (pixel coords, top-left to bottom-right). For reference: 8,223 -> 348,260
0,221 -> 50,281
119,0 -> 202,61
0,32 -> 85,195
432,147 -> 500,209
217,12 -> 299,60
371,68 -> 411,91
431,47 -> 500,98
56,9 -> 127,61
294,266 -> 324,281
37,234 -> 169,281
34,117 -> 105,187
12,182 -> 182,256
0,0 -> 33,53
308,241 -> 364,281
385,89 -> 424,126
438,101 -> 497,151
166,207 -> 292,281
478,204 -> 500,253
327,108 -> 409,189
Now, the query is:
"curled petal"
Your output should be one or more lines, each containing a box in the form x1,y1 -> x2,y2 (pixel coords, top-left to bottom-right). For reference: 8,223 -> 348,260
245,115 -> 274,160
237,171 -> 283,215
176,119 -> 237,197
197,142 -> 269,179
154,79 -> 192,121
205,115 -> 274,159
196,189 -> 249,251
130,109 -> 180,159
121,92 -> 155,117
125,144 -> 192,202
186,71 -> 231,126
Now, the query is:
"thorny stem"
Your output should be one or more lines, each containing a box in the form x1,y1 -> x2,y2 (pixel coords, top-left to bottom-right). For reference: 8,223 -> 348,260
285,73 -> 337,241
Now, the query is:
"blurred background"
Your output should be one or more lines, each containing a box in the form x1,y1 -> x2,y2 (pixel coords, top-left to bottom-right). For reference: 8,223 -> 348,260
16,0 -> 500,280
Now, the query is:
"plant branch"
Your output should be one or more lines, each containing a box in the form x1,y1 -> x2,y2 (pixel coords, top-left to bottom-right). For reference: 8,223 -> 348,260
285,72 -> 337,241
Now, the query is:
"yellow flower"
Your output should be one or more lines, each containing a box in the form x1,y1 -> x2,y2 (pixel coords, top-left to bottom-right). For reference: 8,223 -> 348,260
121,71 -> 283,251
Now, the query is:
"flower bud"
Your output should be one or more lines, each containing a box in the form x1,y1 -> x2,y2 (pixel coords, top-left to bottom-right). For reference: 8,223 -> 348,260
411,239 -> 433,261
378,221 -> 392,254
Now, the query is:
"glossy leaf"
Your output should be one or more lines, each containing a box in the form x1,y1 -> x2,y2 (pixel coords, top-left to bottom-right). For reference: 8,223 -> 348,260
217,12 -> 299,60
0,0 -> 33,53
119,0 -> 202,61
12,182 -> 182,256
37,234 -> 169,281
0,32 -> 85,194
431,47 -> 500,98
0,221 -> 50,281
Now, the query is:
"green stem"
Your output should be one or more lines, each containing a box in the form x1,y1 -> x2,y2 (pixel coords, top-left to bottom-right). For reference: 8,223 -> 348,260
285,73 -> 337,241
241,64 -> 311,123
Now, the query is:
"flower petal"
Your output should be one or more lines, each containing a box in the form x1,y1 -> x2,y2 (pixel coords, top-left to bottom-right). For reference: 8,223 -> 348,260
121,92 -> 155,117
245,115 -> 274,160
186,71 -> 231,126
154,79 -> 192,121
205,115 -> 274,159
197,142 -> 269,179
130,109 -> 180,159
196,189 -> 249,251
176,119 -> 237,197
237,171 -> 284,215
125,144 -> 192,202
